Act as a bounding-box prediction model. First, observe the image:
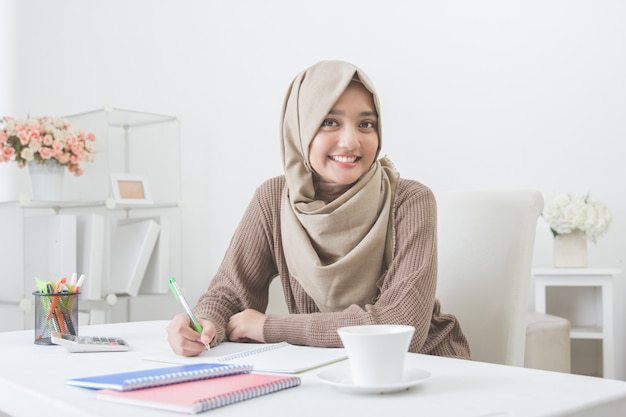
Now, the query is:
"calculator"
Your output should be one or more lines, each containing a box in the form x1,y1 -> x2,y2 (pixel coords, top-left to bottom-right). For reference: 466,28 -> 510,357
51,332 -> 130,353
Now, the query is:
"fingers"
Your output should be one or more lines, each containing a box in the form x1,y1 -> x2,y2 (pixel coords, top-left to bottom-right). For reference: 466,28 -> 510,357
166,313 -> 215,356
198,318 -> 215,349
226,309 -> 266,343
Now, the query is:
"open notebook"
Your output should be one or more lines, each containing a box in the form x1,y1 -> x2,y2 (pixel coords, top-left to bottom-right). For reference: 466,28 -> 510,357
144,341 -> 347,373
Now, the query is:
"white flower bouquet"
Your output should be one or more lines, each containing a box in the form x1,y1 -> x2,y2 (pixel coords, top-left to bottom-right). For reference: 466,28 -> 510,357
542,192 -> 612,242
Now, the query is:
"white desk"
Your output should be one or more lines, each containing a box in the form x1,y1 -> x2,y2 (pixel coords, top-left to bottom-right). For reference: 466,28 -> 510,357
533,268 -> 621,378
2,321 -> 626,417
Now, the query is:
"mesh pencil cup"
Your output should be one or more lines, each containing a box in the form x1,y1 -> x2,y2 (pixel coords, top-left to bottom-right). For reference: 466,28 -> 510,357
33,291 -> 79,345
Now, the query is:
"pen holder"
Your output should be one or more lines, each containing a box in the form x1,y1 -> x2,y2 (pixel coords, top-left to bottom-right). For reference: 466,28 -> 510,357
33,291 -> 79,345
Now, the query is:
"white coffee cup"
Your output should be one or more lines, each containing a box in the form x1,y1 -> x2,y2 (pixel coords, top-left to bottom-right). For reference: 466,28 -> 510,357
338,324 -> 415,386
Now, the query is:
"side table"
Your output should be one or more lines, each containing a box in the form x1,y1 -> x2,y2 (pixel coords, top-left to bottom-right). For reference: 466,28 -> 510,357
533,268 -> 621,378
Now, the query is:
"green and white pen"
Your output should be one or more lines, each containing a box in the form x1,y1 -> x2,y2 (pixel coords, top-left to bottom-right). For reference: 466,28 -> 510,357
168,277 -> 209,350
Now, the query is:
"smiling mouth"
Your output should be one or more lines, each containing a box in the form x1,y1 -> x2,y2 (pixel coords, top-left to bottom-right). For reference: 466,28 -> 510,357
329,155 -> 360,163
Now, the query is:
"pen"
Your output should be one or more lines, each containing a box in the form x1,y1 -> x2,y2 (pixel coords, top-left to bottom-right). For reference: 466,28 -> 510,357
168,277 -> 209,350
62,309 -> 76,335
46,277 -> 66,320
55,308 -> 68,333
75,274 -> 86,292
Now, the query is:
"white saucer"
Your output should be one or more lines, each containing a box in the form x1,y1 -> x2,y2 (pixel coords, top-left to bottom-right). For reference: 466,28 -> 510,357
316,366 -> 431,394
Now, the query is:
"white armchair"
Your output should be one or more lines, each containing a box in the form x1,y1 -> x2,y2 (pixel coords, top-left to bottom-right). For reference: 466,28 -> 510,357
435,189 -> 570,371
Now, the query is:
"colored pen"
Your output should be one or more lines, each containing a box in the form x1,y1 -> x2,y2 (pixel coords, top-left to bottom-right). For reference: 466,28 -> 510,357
46,277 -> 67,320
168,277 -> 209,350
62,309 -> 76,335
55,308 -> 68,333
75,274 -> 86,292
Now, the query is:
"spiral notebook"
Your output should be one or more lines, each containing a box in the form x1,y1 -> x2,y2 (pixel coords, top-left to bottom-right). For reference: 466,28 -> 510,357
144,341 -> 347,373
67,363 -> 253,391
96,373 -> 301,414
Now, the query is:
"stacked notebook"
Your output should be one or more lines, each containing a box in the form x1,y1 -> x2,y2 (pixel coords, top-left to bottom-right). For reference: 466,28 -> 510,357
67,362 -> 300,414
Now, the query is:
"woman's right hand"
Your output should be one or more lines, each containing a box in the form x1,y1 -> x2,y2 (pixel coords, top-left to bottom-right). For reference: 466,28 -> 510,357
166,312 -> 216,356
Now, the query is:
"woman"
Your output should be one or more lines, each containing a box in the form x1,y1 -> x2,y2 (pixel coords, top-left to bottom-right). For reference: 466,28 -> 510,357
167,60 -> 470,359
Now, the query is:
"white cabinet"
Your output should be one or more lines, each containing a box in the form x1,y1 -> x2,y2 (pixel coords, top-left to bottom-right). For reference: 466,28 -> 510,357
0,108 -> 183,331
533,268 -> 621,378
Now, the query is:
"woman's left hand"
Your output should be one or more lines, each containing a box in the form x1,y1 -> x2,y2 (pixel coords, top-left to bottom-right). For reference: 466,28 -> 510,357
226,309 -> 267,343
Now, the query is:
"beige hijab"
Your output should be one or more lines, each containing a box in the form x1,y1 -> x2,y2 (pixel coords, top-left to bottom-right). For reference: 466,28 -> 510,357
280,60 -> 399,313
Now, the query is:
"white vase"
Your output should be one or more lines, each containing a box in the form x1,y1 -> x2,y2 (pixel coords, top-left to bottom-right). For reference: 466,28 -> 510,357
553,230 -> 588,268
28,160 -> 65,201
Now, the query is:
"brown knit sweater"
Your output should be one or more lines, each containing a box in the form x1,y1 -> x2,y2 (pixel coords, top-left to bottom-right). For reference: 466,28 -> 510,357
193,176 -> 471,359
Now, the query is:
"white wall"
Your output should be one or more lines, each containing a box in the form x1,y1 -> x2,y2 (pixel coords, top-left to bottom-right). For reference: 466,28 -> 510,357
2,0 -> 625,378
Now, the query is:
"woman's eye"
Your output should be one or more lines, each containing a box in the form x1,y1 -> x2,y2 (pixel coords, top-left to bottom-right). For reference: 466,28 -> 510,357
360,121 -> 376,129
321,119 -> 338,127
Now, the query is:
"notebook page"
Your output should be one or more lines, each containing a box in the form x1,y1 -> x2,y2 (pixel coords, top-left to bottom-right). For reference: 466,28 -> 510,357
144,342 -> 347,373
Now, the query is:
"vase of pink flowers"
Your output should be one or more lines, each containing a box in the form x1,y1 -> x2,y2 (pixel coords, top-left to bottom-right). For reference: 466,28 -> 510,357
0,116 -> 96,201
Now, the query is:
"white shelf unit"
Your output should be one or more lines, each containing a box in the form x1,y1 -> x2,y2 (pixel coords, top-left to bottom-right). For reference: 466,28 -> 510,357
62,107 -> 182,205
0,108 -> 183,331
533,268 -> 621,379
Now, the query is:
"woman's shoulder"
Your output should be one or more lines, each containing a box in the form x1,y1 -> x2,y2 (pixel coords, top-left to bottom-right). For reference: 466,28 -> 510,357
256,175 -> 286,193
253,176 -> 286,206
396,178 -> 435,204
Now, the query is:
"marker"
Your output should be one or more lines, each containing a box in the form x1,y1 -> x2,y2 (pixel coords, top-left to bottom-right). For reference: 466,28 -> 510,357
74,274 -> 86,292
168,277 -> 209,350
46,277 -> 66,320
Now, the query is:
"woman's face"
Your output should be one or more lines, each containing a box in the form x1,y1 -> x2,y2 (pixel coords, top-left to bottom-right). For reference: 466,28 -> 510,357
308,81 -> 379,199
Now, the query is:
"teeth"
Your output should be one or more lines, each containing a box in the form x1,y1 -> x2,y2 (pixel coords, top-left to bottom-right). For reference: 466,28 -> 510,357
330,155 -> 358,163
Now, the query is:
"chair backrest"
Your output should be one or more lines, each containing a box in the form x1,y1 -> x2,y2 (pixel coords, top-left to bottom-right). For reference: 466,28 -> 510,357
435,189 -> 543,366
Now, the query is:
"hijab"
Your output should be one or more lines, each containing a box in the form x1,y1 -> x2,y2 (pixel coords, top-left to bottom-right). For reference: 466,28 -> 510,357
280,60 -> 399,312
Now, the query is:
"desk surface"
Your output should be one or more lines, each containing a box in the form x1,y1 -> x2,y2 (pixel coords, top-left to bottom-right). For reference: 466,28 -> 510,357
1,321 -> 626,417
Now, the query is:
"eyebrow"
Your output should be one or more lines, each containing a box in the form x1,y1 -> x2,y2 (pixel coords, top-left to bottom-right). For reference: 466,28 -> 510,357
328,109 -> 378,117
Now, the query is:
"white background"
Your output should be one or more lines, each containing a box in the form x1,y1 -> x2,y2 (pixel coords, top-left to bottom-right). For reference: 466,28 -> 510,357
1,0 -> 624,379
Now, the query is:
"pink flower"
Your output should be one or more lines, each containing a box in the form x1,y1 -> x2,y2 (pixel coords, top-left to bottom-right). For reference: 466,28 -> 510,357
71,145 -> 84,157
38,147 -> 53,159
66,135 -> 78,148
1,146 -> 15,161
54,153 -> 70,164
18,131 -> 29,145
29,130 -> 42,143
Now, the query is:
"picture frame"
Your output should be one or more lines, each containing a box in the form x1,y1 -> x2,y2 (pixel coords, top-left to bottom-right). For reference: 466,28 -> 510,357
110,173 -> 153,205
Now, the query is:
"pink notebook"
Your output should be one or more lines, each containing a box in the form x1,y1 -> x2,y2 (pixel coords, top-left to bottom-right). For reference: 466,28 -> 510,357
96,372 -> 300,414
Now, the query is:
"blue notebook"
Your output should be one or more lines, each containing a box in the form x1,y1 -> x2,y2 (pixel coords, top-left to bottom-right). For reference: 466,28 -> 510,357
67,363 -> 253,391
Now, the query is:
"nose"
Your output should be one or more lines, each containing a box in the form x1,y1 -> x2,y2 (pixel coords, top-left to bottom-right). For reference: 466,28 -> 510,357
338,125 -> 359,150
